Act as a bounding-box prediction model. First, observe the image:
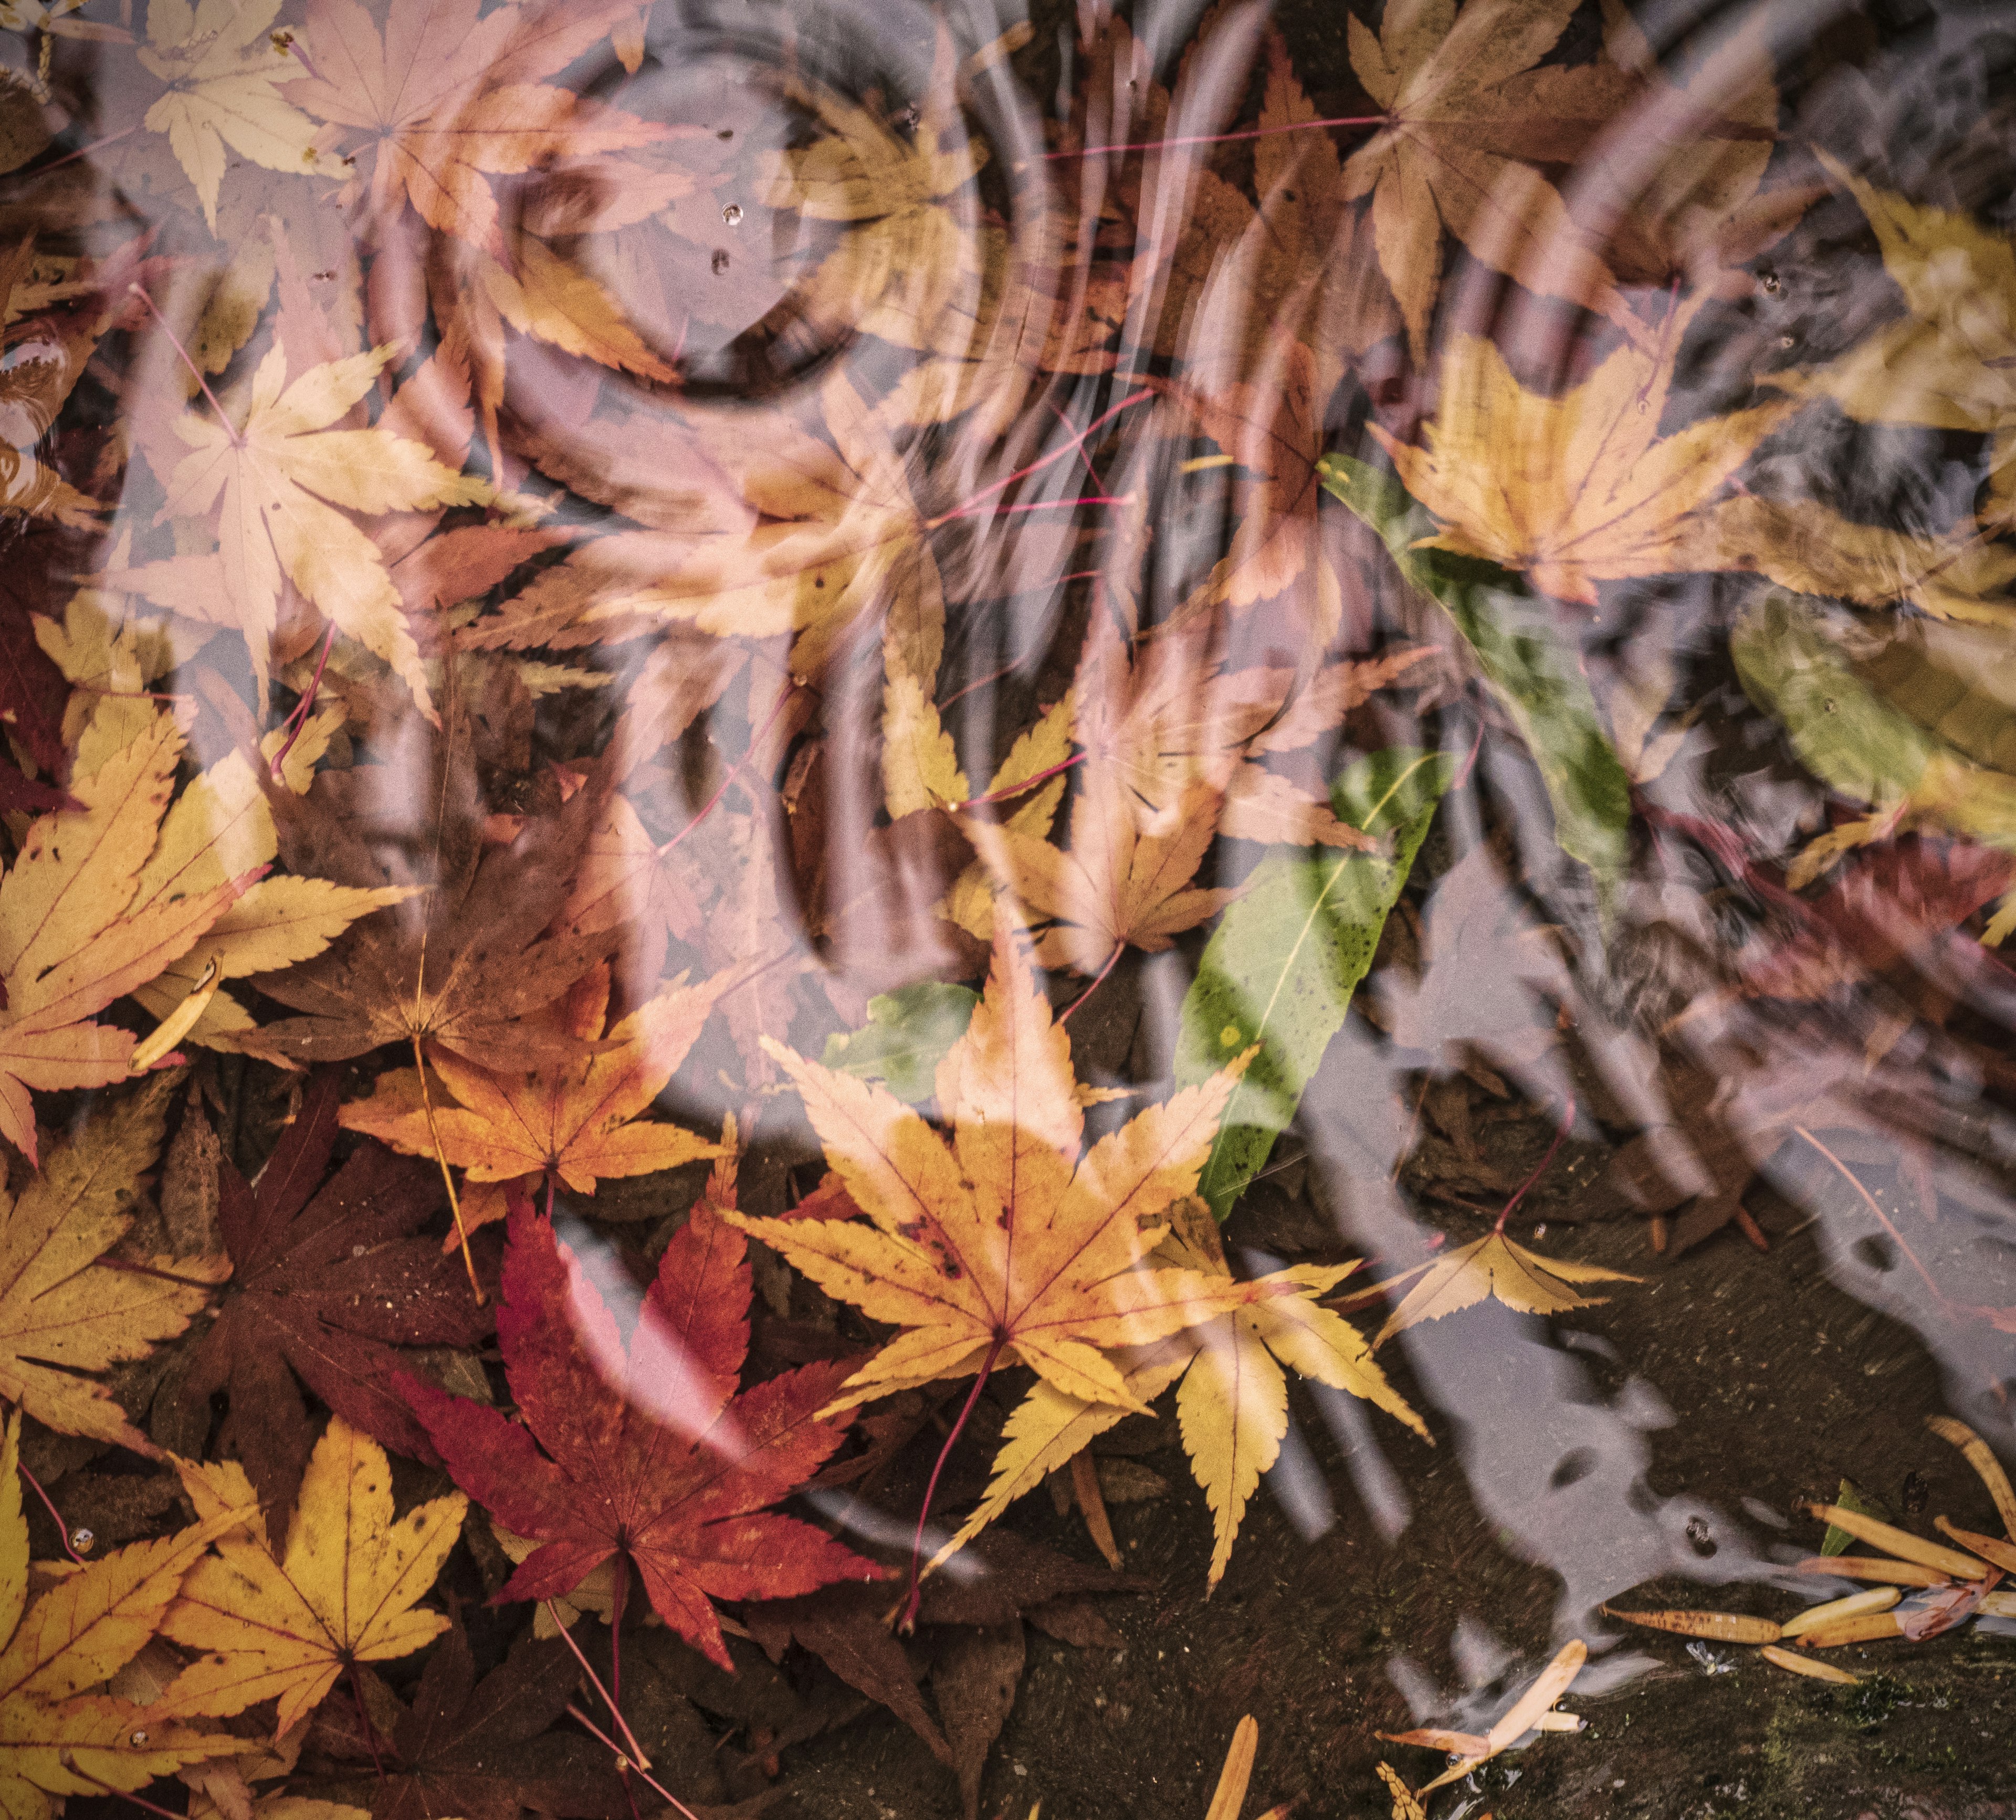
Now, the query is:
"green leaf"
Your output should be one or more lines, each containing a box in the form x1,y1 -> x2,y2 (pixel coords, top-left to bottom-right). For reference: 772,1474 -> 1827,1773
1317,453 -> 1632,909
821,983 -> 980,1104
1174,747 -> 1455,1221
1821,1478 -> 1889,1557
1730,591 -> 1940,805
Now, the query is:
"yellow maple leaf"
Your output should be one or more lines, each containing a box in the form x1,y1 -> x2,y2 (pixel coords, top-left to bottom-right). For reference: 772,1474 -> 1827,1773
764,35 -> 990,353
156,1418 -> 465,1733
929,1201 -> 1426,1589
1372,1230 -> 1640,1348
149,343 -> 492,719
1342,0 -> 1637,361
1370,293 -> 1796,604
1768,153 -> 2016,530
729,930 -> 1286,1416
965,764 -> 1238,974
336,961 -> 724,1204
0,708 -> 258,1161
0,1084 -> 227,1450
137,0 -> 346,232
0,1411 -> 254,1820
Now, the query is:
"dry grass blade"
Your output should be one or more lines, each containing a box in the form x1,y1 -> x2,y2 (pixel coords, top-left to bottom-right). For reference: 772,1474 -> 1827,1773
1933,1517 -> 2016,1574
1800,1502 -> 1987,1580
1794,1555 -> 1951,1586
1601,1606 -> 1781,1642
1798,1612 -> 1906,1648
1204,1715 -> 1257,1820
1926,1416 -> 2016,1538
1779,1586 -> 1899,1638
1072,1449 -> 1123,1570
1376,1727 -> 1490,1755
1761,1645 -> 1860,1685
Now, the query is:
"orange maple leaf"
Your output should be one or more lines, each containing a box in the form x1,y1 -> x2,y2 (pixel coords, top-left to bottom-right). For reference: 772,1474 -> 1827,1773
285,0 -> 672,252
337,962 -> 723,1215
728,931 -> 1285,1415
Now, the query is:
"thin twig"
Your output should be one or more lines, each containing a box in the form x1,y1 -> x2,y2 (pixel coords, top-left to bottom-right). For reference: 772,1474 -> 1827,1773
1793,1125 -> 1952,1311
567,1702 -> 705,1820
657,682 -> 796,857
549,1600 -> 654,1772
926,390 -> 1152,528
1028,112 -> 1387,164
269,623 -> 337,779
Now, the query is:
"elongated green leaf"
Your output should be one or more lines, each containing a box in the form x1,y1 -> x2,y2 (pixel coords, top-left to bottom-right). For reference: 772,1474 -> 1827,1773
1730,591 -> 1939,804
1317,454 -> 1631,906
821,982 -> 980,1104
1175,748 -> 1454,1220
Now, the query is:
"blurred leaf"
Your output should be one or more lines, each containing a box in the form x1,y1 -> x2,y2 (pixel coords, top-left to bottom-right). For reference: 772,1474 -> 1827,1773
822,982 -> 980,1104
1822,1479 -> 1889,1557
1175,747 -> 1454,1221
1319,454 -> 1633,906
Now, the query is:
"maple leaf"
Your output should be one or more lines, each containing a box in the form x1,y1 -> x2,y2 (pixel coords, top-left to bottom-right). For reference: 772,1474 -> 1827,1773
399,1196 -> 881,1669
764,37 -> 991,353
90,697 -> 419,1055
157,1417 -> 466,1733
162,1070 -> 493,1537
1069,613 -> 1435,854
247,699 -> 618,1069
469,370 -> 944,688
141,343 -> 490,718
1370,294 -> 1797,605
1371,1230 -> 1639,1346
729,930 -> 1289,1416
0,1083 -> 223,1453
1767,153 -> 2016,530
136,0 -> 347,232
1341,0 -> 1637,361
1158,336 -> 1352,643
325,1618 -> 631,1820
965,766 -> 1237,974
934,1201 -> 1426,1589
0,1409 -> 253,1820
0,708 -> 255,1161
337,961 -> 724,1216
284,0 -> 669,253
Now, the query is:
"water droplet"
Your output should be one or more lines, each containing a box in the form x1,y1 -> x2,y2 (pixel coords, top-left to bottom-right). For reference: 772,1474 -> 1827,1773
129,1729 -> 148,1747
1760,271 -> 1781,295
1780,333 -> 1796,349
1531,1223 -> 1547,1240
1636,399 -> 1649,414
69,1527 -> 93,1553
1685,1514 -> 1715,1555
711,250 -> 730,276
721,202 -> 743,227
352,1243 -> 366,1257
1822,698 -> 1838,714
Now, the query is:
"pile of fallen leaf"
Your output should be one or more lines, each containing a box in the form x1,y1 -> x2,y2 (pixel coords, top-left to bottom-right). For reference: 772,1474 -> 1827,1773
1,0 -> 2014,1814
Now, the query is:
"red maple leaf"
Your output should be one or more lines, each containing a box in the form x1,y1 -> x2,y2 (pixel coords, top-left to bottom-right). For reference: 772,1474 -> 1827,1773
399,1195 -> 883,1668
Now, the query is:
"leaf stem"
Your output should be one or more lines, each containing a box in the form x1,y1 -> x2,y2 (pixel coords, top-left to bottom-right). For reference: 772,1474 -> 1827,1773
931,492 -> 1136,526
14,1444 -> 85,1564
657,681 -> 797,857
955,750 -> 1084,809
1059,944 -> 1122,1024
550,1601 -> 654,1772
901,1332 -> 1006,1630
268,623 -> 337,779
927,390 -> 1153,529
126,283 -> 240,445
411,1031 -> 485,1306
1793,1125 -> 1952,1311
1028,112 -> 1388,164
29,121 -> 137,174
348,1660 -> 387,1780
1494,1095 -> 1574,1234
566,1702 -> 705,1820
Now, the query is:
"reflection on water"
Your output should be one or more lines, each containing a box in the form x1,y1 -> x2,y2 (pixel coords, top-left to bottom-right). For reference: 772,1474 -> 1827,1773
3,0 -> 2015,1814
